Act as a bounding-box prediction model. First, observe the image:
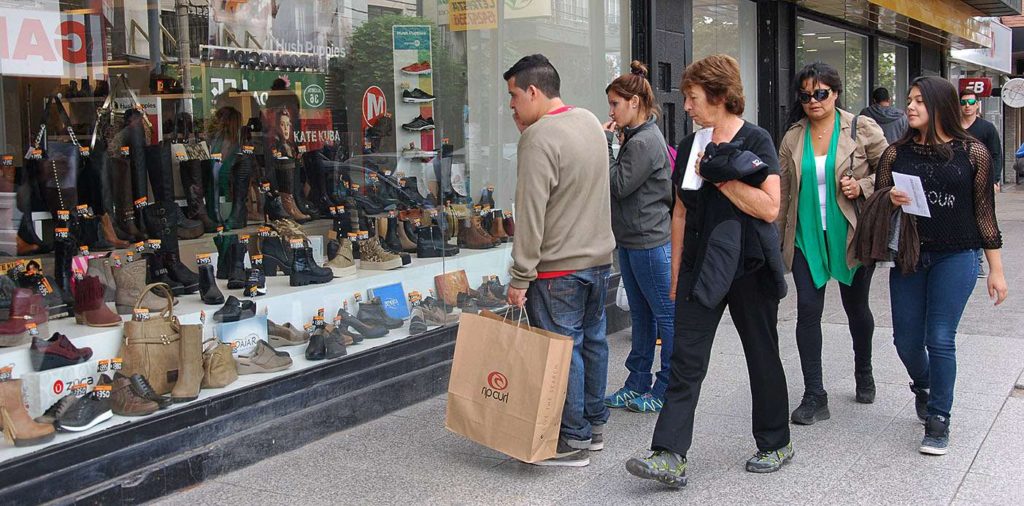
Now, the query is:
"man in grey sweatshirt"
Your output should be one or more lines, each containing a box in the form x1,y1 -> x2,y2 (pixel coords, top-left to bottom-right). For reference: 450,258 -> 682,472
503,54 -> 616,467
859,87 -> 909,144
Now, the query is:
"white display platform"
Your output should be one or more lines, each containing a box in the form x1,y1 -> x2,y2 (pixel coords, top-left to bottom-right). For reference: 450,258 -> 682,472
0,244 -> 512,464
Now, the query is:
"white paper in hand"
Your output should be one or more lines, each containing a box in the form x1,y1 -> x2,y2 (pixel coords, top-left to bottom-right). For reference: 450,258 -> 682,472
892,172 -> 931,218
682,128 -> 714,191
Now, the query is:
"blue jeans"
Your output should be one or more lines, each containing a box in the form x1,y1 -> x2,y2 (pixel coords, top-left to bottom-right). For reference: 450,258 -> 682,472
890,249 -> 979,419
526,265 -> 611,442
619,244 -> 675,399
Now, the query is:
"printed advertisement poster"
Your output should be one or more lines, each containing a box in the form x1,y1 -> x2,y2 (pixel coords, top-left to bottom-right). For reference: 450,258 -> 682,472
208,0 -> 352,58
392,25 -> 435,154
504,0 -> 553,20
0,7 -> 106,78
449,0 -> 497,32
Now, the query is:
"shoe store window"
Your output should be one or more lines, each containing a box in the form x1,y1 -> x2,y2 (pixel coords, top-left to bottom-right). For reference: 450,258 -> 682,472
796,17 -> 870,112
0,0 -> 627,460
691,0 -> 759,123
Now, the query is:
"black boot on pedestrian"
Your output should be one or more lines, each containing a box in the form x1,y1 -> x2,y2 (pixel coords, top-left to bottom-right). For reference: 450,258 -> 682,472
790,393 -> 830,425
855,369 -> 876,404
910,383 -> 930,423
198,264 -> 224,305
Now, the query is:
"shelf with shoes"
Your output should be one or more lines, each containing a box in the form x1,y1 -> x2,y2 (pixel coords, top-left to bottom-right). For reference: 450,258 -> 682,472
0,242 -> 513,463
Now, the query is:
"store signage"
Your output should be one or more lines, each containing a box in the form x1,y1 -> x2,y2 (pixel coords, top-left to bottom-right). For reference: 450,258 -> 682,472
449,0 -> 497,31
959,77 -> 993,97
362,86 -> 387,129
201,44 -> 331,73
303,84 -> 325,108
949,18 -> 1012,75
504,0 -> 553,20
0,8 -> 104,78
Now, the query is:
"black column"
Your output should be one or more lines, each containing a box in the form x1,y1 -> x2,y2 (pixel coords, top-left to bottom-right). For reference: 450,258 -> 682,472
756,0 -> 795,143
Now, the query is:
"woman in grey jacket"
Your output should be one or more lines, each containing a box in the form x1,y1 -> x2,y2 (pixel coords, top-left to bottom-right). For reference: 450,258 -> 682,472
602,61 -> 674,413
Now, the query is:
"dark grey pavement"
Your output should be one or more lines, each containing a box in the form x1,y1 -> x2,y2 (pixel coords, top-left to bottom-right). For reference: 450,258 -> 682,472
153,188 -> 1024,506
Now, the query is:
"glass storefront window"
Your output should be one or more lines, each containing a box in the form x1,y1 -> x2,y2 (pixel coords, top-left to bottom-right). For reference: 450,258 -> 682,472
877,40 -> 909,107
0,0 -> 628,461
692,0 -> 758,122
796,17 -> 869,112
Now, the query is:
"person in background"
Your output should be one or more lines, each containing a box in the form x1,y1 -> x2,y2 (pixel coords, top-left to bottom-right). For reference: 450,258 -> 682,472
778,63 -> 889,426
601,61 -> 674,414
959,88 -> 1002,278
625,54 -> 792,488
503,54 -> 616,467
881,76 -> 1007,456
860,87 -> 908,144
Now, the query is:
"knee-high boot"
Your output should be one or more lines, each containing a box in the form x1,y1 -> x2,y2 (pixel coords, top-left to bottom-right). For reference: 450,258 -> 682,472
226,154 -> 252,230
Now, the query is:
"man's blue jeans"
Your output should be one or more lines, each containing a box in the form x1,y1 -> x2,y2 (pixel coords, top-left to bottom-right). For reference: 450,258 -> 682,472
526,265 -> 611,443
618,244 -> 674,399
890,249 -> 978,419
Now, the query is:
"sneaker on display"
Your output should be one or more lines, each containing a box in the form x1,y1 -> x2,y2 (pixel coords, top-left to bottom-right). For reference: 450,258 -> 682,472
401,61 -> 432,75
57,376 -> 114,432
402,116 -> 435,132
402,88 -> 436,103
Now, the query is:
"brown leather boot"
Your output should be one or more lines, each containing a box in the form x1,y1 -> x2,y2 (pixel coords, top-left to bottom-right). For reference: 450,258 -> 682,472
396,219 -> 418,252
111,259 -> 176,315
170,324 -> 204,402
15,235 -> 40,257
280,193 -> 310,222
0,379 -> 56,447
246,182 -> 262,222
489,211 -> 509,243
73,275 -> 122,327
100,214 -> 130,248
458,217 -> 497,249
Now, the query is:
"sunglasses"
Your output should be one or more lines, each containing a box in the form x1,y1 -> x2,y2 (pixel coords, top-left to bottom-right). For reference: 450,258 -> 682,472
798,89 -> 832,104
960,98 -> 978,106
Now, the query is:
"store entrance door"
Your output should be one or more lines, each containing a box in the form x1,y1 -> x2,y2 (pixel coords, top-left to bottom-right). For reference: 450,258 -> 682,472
634,0 -> 689,147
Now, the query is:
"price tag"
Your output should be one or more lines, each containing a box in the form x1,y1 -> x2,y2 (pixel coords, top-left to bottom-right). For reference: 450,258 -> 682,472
257,227 -> 272,238
97,359 -> 110,373
70,383 -> 88,397
317,308 -> 325,318
26,322 -> 39,337
241,145 -> 254,155
245,283 -> 258,297
216,225 -> 225,234
251,254 -> 263,266
359,231 -> 369,240
112,254 -> 122,268
351,183 -> 361,191
196,253 -> 213,266
55,227 -> 70,240
239,235 -> 250,245
200,310 -> 206,325
111,358 -> 123,371
408,291 -> 422,304
328,206 -> 337,216
72,265 -> 84,281
56,210 -> 70,222
76,204 -> 90,216
147,239 -> 161,251
0,364 -> 13,381
134,197 -> 148,209
0,155 -> 13,166
289,238 -> 304,249
27,148 -> 43,160
133,308 -> 151,321
260,181 -> 272,193
353,292 -> 363,303
211,153 -> 222,161
36,278 -> 53,296
312,315 -> 325,328
125,251 -> 135,263
93,385 -> 112,399
347,232 -> 359,242
388,210 -> 397,218
78,245 -> 90,256
303,322 -> 313,334
120,146 -> 130,157
298,144 -> 308,154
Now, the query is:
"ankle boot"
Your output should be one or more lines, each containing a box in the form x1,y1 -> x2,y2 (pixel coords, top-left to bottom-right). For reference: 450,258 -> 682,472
490,210 -> 509,242
357,237 -> 403,270
73,275 -> 121,327
226,243 -> 248,289
281,193 -> 310,222
87,254 -> 116,303
458,218 -> 496,249
503,214 -> 515,237
247,182 -> 262,222
325,236 -> 357,278
111,258 -> 173,314
0,379 -> 56,447
290,246 -> 333,286
255,236 -> 292,276
170,324 -> 204,402
855,365 -> 876,404
161,250 -> 199,294
244,268 -> 266,296
145,253 -> 184,296
226,154 -> 253,230
357,297 -> 404,329
198,264 -> 224,304
416,225 -> 459,258
100,214 -> 130,248
214,234 -> 239,280
396,219 -> 418,252
0,289 -> 47,347
384,216 -> 405,253
16,214 -> 51,256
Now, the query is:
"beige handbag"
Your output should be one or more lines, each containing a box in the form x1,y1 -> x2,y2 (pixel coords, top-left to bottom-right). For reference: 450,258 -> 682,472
119,283 -> 180,395
201,340 -> 238,389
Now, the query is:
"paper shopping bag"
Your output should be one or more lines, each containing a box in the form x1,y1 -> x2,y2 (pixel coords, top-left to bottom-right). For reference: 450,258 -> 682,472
445,310 -> 573,463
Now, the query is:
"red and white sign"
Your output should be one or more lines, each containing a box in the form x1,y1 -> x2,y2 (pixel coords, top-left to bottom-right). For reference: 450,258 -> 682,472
959,77 -> 993,97
0,8 -> 105,78
362,86 -> 387,129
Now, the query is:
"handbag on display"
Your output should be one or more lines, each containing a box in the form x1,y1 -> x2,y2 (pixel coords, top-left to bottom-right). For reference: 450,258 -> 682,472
93,74 -> 154,155
24,95 -> 84,214
119,283 -> 182,395
201,339 -> 238,389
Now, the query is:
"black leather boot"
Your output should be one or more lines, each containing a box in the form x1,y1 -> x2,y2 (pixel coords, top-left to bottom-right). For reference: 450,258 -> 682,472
226,243 -> 248,290
289,247 -> 333,287
227,154 -> 252,230
263,188 -> 291,221
161,249 -> 199,294
198,264 -> 224,304
145,252 -> 185,296
201,159 -> 224,226
181,159 -> 218,233
416,225 -> 459,258
357,297 -> 404,329
256,236 -> 292,276
214,234 -> 238,280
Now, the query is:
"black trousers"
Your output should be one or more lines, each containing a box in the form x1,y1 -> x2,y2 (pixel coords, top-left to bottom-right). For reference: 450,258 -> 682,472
791,248 -> 875,397
651,268 -> 790,456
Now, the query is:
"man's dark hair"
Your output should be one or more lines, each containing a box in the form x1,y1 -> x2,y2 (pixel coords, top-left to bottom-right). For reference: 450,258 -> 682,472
959,87 -> 978,99
503,54 -> 560,98
872,87 -> 891,104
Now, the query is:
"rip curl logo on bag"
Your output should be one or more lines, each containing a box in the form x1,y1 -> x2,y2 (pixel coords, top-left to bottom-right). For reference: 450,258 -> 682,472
482,371 -> 509,403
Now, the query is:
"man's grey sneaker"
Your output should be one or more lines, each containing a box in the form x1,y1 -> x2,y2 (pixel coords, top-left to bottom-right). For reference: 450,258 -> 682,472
920,415 -> 950,455
604,387 -> 641,408
791,393 -> 830,425
625,451 -> 687,488
626,393 -> 664,413
532,436 -> 590,467
589,424 -> 604,451
745,443 -> 794,473
910,383 -> 930,423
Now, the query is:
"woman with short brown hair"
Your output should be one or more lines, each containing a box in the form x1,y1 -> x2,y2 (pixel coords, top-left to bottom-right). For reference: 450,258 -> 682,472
626,54 -> 793,488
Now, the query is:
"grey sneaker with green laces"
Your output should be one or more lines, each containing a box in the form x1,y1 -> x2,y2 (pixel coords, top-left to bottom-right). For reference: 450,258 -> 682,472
532,436 -> 590,467
625,451 -> 687,488
745,443 -> 795,473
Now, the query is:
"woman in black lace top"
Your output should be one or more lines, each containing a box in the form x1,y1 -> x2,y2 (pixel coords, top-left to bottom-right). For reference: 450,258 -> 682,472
876,76 -> 1008,457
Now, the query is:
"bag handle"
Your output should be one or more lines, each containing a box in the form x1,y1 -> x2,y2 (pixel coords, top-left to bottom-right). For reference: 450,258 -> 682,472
501,307 -> 531,328
133,282 -> 176,318
31,95 -> 81,152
